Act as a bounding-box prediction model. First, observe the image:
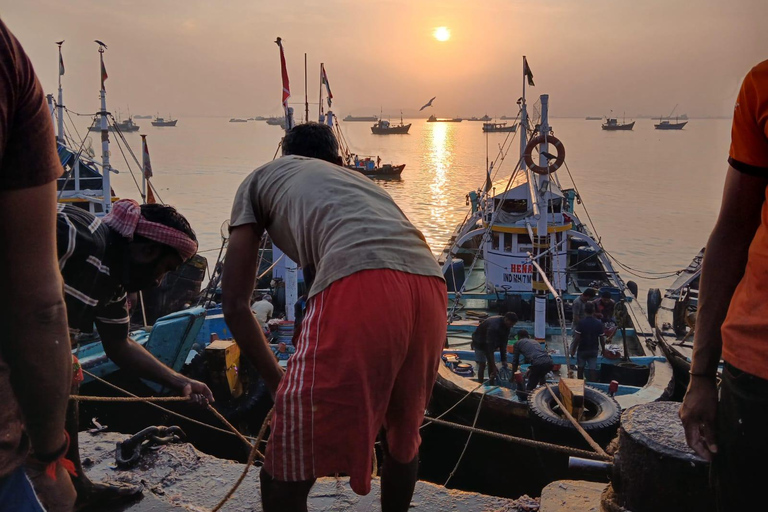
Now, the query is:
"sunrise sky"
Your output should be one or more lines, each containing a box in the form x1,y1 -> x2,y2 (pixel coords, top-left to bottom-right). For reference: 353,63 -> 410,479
3,0 -> 766,119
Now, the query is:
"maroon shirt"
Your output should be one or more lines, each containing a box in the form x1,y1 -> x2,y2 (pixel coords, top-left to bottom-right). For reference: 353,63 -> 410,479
0,18 -> 62,477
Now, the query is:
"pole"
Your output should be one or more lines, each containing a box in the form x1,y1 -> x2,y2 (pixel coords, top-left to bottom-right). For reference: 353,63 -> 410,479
319,63 -> 324,122
98,44 -> 112,214
140,134 -> 147,203
304,53 -> 309,124
532,94 -> 550,342
56,42 -> 65,144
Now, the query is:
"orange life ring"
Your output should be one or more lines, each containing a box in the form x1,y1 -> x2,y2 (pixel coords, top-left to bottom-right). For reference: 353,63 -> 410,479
523,134 -> 565,175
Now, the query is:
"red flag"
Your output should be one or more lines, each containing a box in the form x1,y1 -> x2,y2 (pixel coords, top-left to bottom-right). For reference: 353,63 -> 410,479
321,63 -> 333,108
275,37 -> 290,109
100,56 -> 108,90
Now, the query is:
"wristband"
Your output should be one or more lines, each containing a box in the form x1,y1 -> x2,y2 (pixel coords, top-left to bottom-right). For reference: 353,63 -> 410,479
28,432 -> 77,480
30,432 -> 69,464
688,370 -> 716,379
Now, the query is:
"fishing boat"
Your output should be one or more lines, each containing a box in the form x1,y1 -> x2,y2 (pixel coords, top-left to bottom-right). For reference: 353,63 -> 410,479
421,59 -> 673,498
647,248 -> 712,387
152,114 -> 178,127
229,118 -> 248,123
482,122 -> 516,133
88,114 -> 140,132
427,115 -> 462,122
371,112 -> 411,134
601,117 -> 635,131
654,104 -> 687,130
469,115 -> 493,122
343,114 -> 378,122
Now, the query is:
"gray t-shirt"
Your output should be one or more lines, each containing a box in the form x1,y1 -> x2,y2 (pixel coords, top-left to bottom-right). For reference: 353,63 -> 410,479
230,155 -> 443,297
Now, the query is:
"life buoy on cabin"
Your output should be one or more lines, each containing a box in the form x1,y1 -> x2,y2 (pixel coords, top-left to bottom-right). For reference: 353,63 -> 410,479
523,134 -> 566,175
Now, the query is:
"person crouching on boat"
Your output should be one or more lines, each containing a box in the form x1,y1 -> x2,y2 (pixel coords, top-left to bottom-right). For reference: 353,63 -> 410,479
470,313 -> 518,384
570,302 -> 606,381
593,290 -> 618,342
511,330 -> 555,392
222,122 -> 447,512
56,200 -> 213,508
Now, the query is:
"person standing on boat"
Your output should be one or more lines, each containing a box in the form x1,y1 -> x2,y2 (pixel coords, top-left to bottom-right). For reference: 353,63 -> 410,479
470,312 -> 518,384
511,330 -> 554,391
680,59 -> 768,511
250,293 -> 273,325
0,18 -> 76,512
569,302 -> 605,381
222,122 -> 446,512
571,287 -> 597,326
56,200 -> 214,507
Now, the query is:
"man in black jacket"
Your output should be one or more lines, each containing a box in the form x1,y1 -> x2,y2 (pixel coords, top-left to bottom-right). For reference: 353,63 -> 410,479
471,312 -> 517,383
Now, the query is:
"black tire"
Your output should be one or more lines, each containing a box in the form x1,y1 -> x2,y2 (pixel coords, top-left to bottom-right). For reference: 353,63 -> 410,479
647,288 -> 662,328
528,385 -> 621,435
627,280 -> 638,299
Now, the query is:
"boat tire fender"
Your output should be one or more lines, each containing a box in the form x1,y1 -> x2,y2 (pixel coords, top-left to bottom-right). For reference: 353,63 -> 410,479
647,288 -> 662,328
528,385 -> 621,434
627,280 -> 638,299
523,134 -> 566,175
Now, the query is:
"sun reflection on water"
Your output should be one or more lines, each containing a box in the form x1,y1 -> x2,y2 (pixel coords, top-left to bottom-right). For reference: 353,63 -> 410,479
423,122 -> 455,250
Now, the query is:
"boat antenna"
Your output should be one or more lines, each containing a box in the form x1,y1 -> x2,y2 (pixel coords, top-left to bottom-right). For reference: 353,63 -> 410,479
304,53 -> 309,124
318,62 -> 324,122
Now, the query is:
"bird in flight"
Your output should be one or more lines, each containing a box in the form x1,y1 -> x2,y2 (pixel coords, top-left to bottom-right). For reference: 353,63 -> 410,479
419,96 -> 436,111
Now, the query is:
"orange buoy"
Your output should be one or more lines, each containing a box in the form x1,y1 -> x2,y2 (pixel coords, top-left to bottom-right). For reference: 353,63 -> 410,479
523,133 -> 565,175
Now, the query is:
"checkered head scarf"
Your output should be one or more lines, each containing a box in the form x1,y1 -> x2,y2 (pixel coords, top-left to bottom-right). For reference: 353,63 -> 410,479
103,199 -> 198,260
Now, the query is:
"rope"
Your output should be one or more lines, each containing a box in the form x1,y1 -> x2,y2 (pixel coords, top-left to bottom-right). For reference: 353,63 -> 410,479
543,382 -> 608,458
70,395 -> 190,402
211,408 -> 273,512
421,379 -> 488,430
423,416 -> 612,461
444,388 -> 488,487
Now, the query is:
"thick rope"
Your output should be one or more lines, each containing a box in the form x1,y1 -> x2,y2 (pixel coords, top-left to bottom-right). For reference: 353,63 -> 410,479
71,395 -> 189,402
424,416 -> 612,461
211,408 -> 273,512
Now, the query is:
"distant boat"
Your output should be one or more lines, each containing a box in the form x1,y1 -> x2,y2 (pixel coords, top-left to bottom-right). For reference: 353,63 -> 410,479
499,115 -> 513,120
134,114 -> 153,119
253,116 -> 267,121
229,118 -> 248,123
427,115 -> 462,123
585,116 -> 602,120
482,122 -> 516,133
654,118 -> 687,130
89,115 -> 139,132
468,115 -> 492,122
343,115 -> 378,122
265,116 -> 286,128
371,113 -> 411,134
151,114 -> 178,127
345,155 -> 405,178
602,116 -> 635,131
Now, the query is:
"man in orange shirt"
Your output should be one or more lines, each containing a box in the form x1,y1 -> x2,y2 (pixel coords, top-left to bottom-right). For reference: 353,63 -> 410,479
680,60 -> 768,510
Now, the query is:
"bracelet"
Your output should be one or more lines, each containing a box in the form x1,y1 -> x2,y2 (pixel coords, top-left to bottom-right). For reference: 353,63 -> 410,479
688,370 -> 716,379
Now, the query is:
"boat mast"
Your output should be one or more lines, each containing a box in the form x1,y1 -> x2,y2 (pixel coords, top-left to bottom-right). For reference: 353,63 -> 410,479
97,41 -> 112,214
533,94 -> 551,342
304,53 -> 309,124
56,41 -> 65,144
318,63 -> 324,122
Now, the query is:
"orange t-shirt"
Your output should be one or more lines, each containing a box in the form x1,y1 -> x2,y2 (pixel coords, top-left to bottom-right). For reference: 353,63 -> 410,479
721,59 -> 768,379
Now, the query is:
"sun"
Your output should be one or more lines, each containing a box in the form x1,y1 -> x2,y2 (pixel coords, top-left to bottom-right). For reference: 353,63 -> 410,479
433,26 -> 450,42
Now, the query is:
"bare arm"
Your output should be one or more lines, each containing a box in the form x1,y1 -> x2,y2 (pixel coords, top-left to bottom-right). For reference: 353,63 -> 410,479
680,166 -> 767,460
222,225 -> 284,395
0,182 -> 71,455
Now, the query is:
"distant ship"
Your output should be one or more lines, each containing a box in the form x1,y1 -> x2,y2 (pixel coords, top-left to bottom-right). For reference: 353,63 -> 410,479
151,114 -> 177,127
601,114 -> 635,131
229,118 -> 248,123
344,115 -> 378,122
500,115 -> 513,120
654,117 -> 687,130
482,122 -> 516,133
89,115 -> 139,132
265,116 -> 286,128
468,115 -> 492,122
427,115 -> 462,123
134,114 -> 153,119
585,116 -> 602,120
371,113 -> 411,134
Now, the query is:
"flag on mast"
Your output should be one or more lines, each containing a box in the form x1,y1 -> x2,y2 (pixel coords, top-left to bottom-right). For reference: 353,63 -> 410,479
321,63 -> 333,108
275,37 -> 290,109
141,135 -> 156,204
523,56 -> 534,87
59,50 -> 65,76
100,57 -> 108,90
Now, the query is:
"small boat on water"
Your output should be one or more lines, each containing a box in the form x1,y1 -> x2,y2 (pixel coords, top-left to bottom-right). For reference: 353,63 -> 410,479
134,114 -> 153,119
265,116 -> 286,128
482,122 -> 516,133
648,248 -> 715,388
229,118 -> 248,123
371,113 -> 411,134
468,115 -> 492,122
427,115 -> 462,122
343,114 -> 378,122
345,155 -> 405,178
152,114 -> 178,127
654,118 -> 687,130
89,114 -> 140,132
601,116 -> 634,131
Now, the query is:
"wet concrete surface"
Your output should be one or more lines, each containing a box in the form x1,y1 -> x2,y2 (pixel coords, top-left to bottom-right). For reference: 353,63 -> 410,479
80,431 -> 531,511
539,480 -> 606,512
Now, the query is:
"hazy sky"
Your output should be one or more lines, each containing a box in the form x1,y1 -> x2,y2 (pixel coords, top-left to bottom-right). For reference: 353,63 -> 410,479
3,0 -> 766,119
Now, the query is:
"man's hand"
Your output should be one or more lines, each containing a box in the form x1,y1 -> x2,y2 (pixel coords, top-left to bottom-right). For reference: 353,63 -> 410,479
177,377 -> 214,406
26,464 -> 77,512
679,377 -> 719,461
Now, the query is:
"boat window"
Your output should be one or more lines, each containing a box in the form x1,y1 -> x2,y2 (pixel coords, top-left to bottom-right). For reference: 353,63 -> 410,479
499,199 -> 528,214
492,232 -> 500,250
504,234 -> 513,252
547,198 -> 562,213
517,234 -> 532,253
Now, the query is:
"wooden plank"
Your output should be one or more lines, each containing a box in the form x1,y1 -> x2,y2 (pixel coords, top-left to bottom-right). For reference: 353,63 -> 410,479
559,378 -> 585,418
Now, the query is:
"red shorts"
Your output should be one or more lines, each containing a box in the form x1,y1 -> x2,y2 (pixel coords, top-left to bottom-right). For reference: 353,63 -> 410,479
264,269 -> 447,495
